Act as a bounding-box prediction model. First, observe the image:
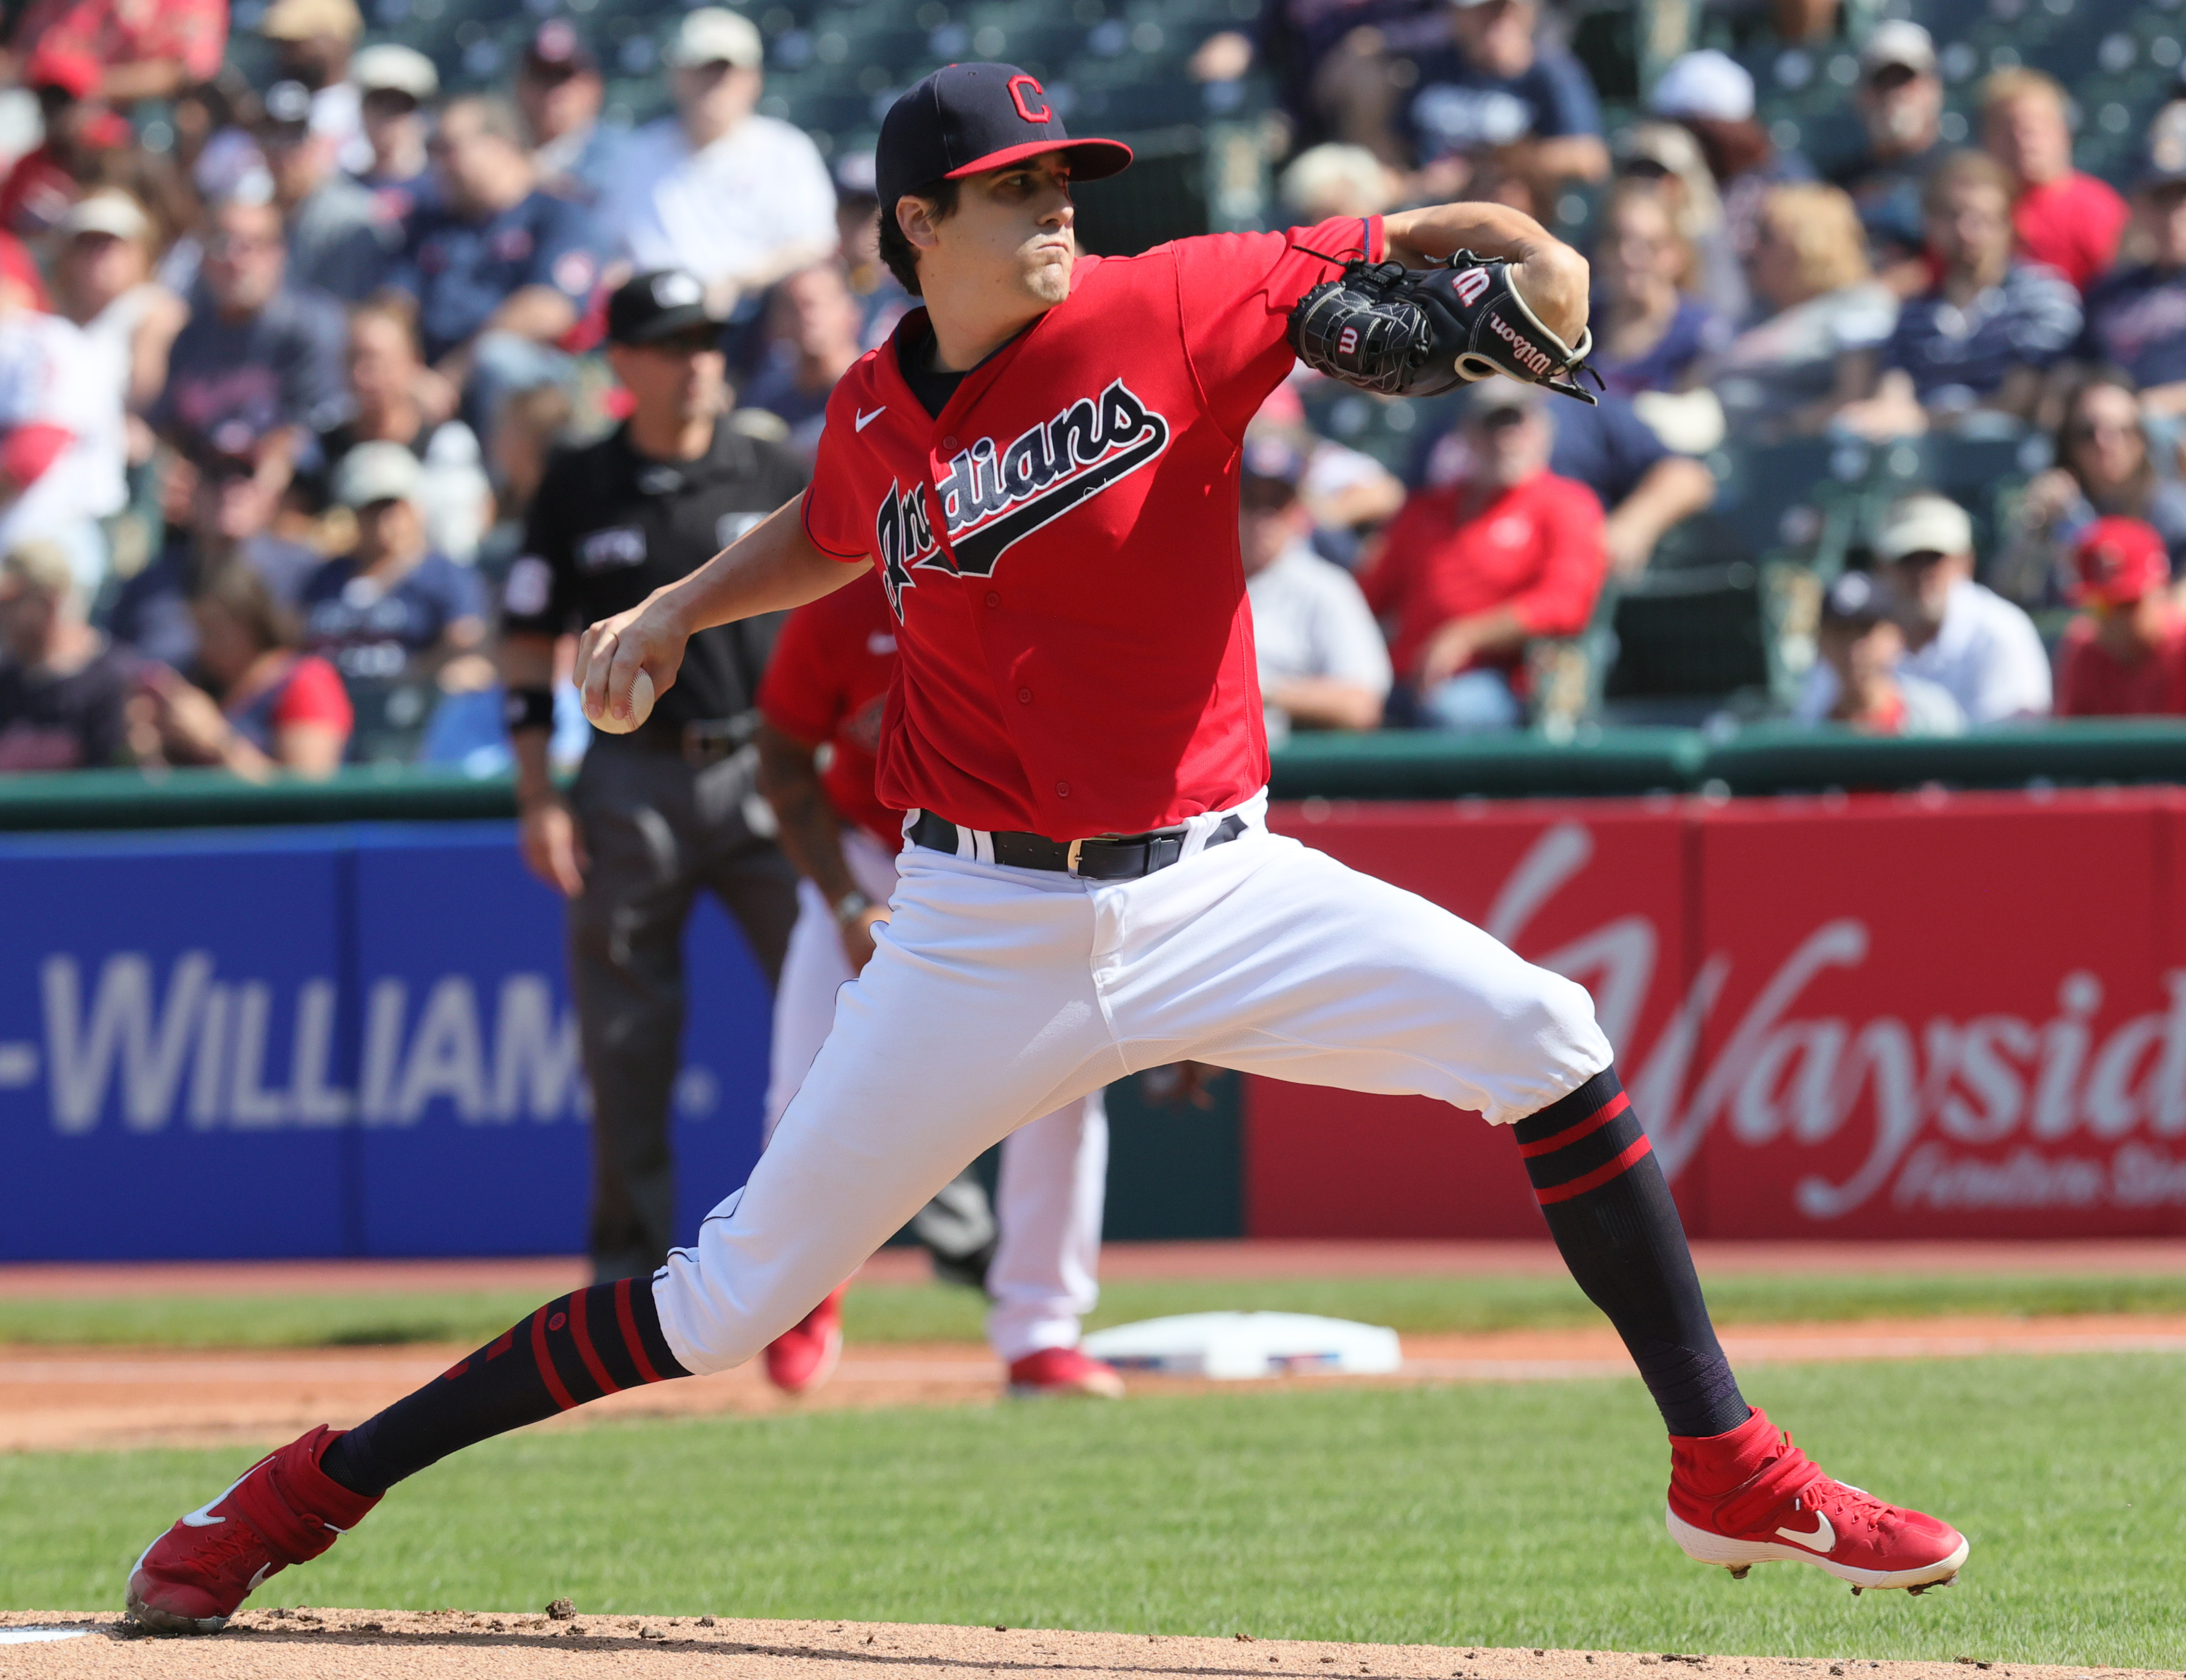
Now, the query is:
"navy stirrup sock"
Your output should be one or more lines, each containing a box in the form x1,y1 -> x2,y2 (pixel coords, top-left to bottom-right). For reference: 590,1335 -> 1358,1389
1512,1066 -> 1750,1440
320,1279 -> 691,1497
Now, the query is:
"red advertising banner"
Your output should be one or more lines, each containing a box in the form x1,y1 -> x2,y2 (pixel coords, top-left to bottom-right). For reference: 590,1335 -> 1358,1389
1250,789 -> 2186,1241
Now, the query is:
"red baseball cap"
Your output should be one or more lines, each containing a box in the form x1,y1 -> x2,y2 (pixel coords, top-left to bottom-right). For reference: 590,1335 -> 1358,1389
2072,516 -> 2171,608
26,45 -> 101,100
876,63 -> 1130,214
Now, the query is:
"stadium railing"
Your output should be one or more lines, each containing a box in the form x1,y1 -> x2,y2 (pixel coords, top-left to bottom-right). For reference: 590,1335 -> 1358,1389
4,721 -> 2184,831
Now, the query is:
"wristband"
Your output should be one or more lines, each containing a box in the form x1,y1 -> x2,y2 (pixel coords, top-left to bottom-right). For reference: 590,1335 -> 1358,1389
832,889 -> 875,926
505,686 -> 555,734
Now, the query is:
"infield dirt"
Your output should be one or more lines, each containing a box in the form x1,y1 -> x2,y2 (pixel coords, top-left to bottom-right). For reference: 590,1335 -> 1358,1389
0,1613 -> 2162,1680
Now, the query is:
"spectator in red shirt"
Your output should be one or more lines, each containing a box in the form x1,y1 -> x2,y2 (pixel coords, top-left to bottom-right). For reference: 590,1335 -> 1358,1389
1361,380 -> 1607,730
5,0 -> 226,106
0,47 -> 131,240
1982,68 -> 2127,294
137,562 -> 352,777
2055,516 -> 2186,716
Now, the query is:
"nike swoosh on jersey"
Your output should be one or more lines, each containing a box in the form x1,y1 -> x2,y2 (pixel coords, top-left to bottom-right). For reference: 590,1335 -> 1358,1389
856,407 -> 887,431
1775,1512 -> 1834,1553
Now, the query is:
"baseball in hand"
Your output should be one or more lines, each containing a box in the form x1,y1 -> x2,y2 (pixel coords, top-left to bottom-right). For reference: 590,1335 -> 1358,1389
588,669 -> 655,734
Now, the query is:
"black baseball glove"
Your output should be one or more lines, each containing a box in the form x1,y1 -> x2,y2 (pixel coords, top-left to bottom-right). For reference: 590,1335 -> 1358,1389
1288,251 -> 1602,405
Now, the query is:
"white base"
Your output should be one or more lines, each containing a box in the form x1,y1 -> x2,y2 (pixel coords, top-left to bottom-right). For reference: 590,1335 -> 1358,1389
1080,1312 -> 1402,1381
1665,1506 -> 1970,1589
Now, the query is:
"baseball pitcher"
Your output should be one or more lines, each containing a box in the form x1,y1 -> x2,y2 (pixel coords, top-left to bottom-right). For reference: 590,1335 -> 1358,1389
126,64 -> 1966,1632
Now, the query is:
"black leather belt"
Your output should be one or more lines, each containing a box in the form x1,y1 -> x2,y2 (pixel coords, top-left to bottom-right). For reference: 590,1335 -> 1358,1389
910,810 -> 1247,880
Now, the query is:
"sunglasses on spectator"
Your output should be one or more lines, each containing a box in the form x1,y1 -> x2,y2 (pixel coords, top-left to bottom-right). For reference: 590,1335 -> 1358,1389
1240,478 -> 1296,511
206,233 -> 280,259
640,329 -> 722,357
2069,417 -> 2139,442
1867,63 -> 1920,92
1470,408 -> 1532,433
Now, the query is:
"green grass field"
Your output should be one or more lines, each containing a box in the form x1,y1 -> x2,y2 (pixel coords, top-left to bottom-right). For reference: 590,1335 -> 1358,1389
7,1270 -> 2186,1350
7,1355 -> 2181,1666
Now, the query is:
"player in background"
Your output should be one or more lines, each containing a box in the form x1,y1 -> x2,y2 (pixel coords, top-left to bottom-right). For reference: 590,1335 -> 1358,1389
127,64 -> 1967,1632
751,567 -> 1121,1399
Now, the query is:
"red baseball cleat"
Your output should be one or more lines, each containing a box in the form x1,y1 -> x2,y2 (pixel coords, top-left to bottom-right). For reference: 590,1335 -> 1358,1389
1666,1407 -> 1969,1593
1006,1346 -> 1126,1398
764,1285 -> 846,1395
126,1425 -> 378,1634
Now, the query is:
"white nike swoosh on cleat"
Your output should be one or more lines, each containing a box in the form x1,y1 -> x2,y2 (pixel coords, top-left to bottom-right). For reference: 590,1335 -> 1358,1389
856,407 -> 886,431
176,1461 -> 262,1527
1775,1512 -> 1835,1553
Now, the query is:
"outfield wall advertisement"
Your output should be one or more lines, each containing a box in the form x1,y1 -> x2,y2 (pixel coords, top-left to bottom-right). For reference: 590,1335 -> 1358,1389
1252,789 -> 2186,1241
0,825 -> 772,1260
2,791 -> 2180,1259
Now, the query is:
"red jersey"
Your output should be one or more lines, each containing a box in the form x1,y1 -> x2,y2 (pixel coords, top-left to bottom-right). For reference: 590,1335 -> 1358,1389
756,568 -> 902,848
1361,472 -> 1607,679
2055,613 -> 2186,717
800,215 -> 1381,838
2013,174 -> 2127,294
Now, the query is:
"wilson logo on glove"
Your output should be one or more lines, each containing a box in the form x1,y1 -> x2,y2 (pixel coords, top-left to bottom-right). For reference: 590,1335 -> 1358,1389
1489,313 -> 1554,378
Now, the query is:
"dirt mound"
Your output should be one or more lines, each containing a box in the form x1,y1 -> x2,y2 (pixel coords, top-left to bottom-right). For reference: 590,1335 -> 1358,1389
0,1612 -> 2161,1680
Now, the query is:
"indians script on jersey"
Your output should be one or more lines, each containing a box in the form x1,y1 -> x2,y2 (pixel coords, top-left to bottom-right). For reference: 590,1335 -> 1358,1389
872,378 -> 1172,617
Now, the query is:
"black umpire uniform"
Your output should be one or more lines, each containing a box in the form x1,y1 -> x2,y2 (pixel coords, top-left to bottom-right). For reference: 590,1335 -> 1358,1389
503,273 -> 807,1281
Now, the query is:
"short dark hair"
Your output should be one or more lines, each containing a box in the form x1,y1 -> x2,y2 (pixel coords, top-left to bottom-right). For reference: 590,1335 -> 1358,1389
876,176 -> 959,298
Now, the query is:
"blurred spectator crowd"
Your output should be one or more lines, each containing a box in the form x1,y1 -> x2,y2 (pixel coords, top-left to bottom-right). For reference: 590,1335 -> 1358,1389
0,0 -> 2184,784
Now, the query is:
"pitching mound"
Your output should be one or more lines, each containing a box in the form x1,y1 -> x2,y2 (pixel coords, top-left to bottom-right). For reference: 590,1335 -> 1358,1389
0,1612 -> 2163,1680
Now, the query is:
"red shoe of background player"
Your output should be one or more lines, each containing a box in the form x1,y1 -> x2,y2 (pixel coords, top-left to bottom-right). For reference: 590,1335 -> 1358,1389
126,1425 -> 378,1634
1006,1346 -> 1126,1398
1666,1407 -> 1969,1592
765,1286 -> 846,1395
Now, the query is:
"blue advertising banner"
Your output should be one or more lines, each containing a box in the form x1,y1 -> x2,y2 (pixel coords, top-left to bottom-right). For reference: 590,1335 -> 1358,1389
0,823 -> 772,1260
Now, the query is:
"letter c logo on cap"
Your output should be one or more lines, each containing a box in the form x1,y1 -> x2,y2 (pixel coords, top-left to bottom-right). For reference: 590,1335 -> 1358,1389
1008,74 -> 1050,123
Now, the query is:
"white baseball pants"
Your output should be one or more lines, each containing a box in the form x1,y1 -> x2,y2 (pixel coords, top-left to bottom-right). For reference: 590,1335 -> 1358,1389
761,826 -> 1108,1363
654,792 -> 1611,1375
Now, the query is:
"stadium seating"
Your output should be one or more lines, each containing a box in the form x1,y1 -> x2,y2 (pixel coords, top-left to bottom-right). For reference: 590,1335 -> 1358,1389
325,0 -> 2186,725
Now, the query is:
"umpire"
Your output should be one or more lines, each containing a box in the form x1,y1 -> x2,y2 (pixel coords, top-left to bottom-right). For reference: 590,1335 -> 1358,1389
502,269 -> 806,1282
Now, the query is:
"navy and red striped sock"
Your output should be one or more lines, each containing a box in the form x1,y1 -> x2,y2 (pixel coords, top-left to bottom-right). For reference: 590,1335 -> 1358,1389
320,1279 -> 691,1497
1513,1067 -> 1750,1439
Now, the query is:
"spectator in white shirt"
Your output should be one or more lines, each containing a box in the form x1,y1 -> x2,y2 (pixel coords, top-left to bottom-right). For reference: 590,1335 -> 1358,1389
1238,435 -> 1392,742
1797,493 -> 2052,723
0,290 -> 125,593
604,9 -> 837,317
